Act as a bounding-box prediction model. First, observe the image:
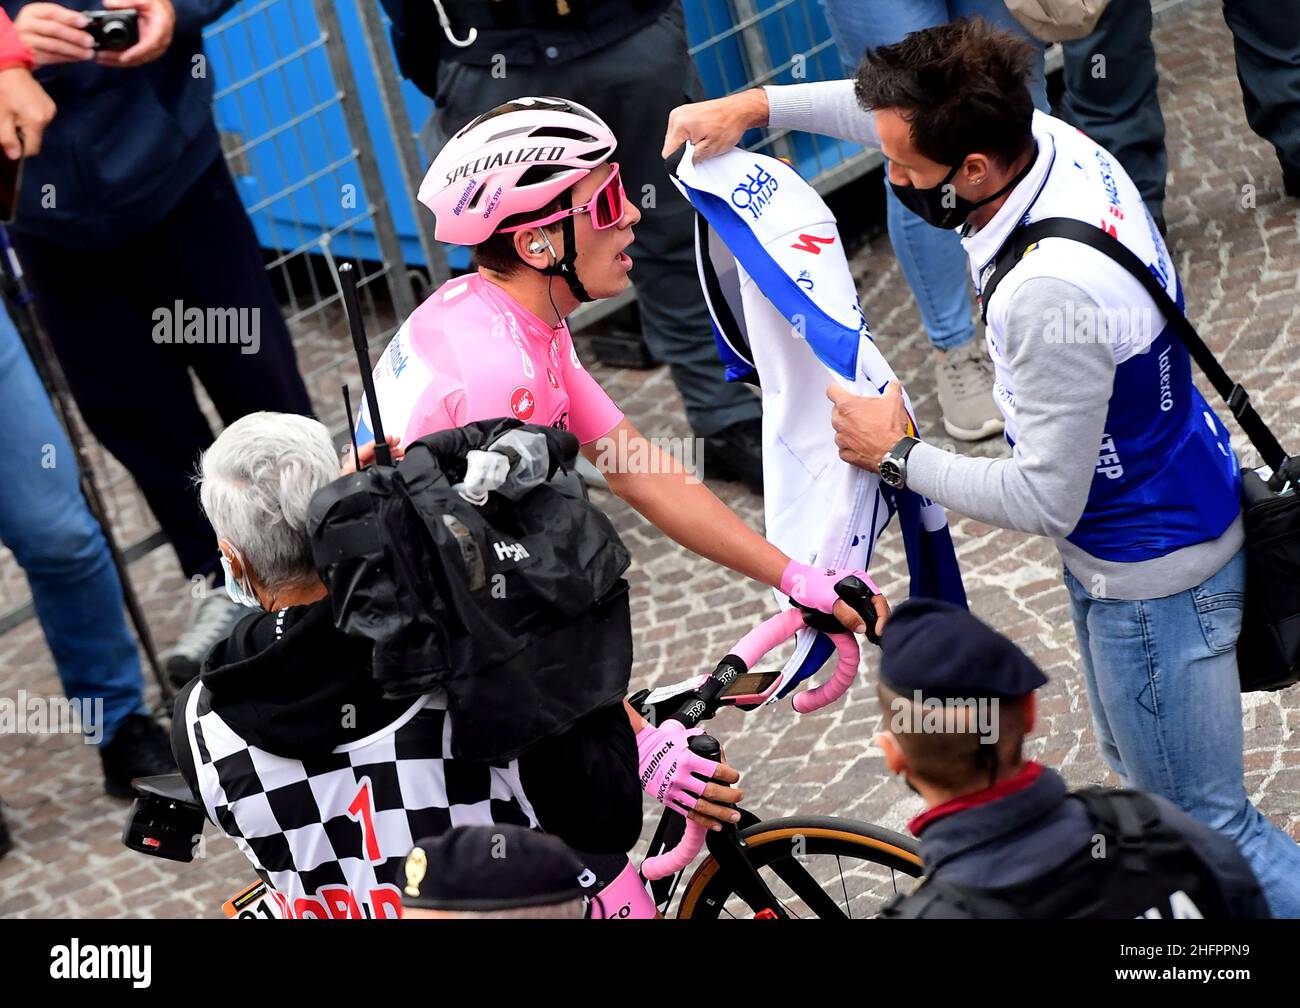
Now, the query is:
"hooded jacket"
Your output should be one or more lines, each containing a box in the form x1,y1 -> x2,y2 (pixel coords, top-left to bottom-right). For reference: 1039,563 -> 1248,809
172,599 -> 640,917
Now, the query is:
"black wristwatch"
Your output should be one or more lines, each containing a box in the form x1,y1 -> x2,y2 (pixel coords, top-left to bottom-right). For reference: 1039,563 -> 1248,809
879,436 -> 920,490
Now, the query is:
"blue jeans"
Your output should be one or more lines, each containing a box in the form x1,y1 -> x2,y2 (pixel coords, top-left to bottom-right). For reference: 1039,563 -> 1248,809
0,304 -> 145,746
819,0 -> 1049,351
1066,549 -> 1300,918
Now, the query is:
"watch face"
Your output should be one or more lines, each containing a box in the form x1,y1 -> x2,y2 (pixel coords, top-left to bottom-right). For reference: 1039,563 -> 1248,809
880,460 -> 902,487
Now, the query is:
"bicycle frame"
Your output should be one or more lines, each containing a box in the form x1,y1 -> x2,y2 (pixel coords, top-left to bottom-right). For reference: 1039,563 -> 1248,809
630,606 -> 868,917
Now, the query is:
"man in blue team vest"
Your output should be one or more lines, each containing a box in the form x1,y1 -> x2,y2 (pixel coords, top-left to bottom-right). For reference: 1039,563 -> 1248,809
662,18 -> 1300,916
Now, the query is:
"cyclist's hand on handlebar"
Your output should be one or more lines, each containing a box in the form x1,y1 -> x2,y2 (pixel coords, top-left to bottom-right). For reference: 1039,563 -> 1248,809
783,560 -> 889,642
636,722 -> 743,830
834,592 -> 890,640
685,758 -> 743,832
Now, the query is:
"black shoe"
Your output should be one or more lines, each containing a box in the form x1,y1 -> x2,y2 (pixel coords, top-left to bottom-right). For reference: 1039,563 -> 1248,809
0,800 -> 11,859
702,418 -> 764,495
100,713 -> 177,800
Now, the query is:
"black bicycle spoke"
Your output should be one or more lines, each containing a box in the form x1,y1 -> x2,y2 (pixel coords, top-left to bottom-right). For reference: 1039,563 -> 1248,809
836,855 -> 852,919
766,854 -> 848,920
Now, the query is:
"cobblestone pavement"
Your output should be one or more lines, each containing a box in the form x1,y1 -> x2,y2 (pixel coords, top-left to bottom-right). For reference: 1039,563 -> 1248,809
1,0 -> 1297,918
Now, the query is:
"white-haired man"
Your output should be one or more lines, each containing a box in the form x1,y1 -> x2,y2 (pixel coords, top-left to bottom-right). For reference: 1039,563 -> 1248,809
173,411 -> 649,918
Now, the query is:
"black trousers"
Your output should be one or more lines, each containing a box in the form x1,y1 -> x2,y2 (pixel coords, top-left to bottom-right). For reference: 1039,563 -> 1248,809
1061,0 -> 1300,210
14,156 -> 315,582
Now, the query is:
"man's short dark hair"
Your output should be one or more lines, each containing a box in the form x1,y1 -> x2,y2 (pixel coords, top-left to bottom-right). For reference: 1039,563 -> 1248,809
472,197 -> 564,275
853,17 -> 1036,169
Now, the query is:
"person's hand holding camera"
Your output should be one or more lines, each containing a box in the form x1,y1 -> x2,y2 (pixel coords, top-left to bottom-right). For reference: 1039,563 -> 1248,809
13,3 -> 95,66
95,0 -> 173,68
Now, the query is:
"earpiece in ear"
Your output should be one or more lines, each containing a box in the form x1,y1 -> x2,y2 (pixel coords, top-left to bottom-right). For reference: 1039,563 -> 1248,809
529,242 -> 545,253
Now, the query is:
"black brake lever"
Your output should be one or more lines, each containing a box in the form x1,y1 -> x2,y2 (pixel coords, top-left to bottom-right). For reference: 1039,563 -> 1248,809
787,574 -> 882,646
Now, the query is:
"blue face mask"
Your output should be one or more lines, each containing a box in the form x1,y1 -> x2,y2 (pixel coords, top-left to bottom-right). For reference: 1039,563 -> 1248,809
220,550 -> 262,609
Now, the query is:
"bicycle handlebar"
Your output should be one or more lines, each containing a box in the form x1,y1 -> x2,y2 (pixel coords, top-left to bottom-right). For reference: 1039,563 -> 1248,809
641,729 -> 717,882
640,609 -> 863,881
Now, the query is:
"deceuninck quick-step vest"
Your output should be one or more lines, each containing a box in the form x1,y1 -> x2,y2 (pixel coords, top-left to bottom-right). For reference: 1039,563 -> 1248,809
673,145 -> 967,699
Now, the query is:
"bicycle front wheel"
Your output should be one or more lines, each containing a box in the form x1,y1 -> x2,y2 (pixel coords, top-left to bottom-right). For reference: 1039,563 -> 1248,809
676,816 -> 923,920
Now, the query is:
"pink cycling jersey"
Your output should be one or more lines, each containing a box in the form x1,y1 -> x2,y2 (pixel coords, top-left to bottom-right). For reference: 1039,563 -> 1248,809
358,273 -> 624,447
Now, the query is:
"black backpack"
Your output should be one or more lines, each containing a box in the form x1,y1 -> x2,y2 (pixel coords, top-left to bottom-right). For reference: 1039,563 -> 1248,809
307,418 -> 633,763
880,788 -> 1231,919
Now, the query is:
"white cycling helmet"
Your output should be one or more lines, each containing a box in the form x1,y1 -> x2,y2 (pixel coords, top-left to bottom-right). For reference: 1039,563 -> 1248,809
418,96 -> 617,246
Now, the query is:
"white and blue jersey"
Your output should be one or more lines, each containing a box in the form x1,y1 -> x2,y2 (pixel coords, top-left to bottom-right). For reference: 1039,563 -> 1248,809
675,145 -> 967,696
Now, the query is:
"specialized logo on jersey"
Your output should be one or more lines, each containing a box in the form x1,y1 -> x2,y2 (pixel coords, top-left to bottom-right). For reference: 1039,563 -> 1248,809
790,233 -> 835,254
510,385 -> 536,421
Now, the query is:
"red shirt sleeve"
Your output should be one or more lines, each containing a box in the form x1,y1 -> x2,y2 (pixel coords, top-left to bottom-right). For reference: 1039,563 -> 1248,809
0,11 -> 34,72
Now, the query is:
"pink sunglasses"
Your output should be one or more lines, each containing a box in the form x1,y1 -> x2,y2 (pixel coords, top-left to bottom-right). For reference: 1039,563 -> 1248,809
500,162 -> 627,233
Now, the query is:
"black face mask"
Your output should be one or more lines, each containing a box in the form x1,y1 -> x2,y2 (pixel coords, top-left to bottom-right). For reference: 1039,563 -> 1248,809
890,149 -> 1037,230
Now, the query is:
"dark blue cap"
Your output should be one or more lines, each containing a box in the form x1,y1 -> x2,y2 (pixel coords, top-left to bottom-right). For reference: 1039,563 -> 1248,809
398,825 -> 587,911
879,598 -> 1048,699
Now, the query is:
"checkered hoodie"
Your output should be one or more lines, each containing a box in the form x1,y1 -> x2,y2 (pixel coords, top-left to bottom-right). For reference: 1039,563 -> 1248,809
174,600 -> 539,919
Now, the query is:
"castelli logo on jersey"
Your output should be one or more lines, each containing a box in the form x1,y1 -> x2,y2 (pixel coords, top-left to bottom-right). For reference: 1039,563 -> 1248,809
547,368 -> 560,390
510,386 -> 536,421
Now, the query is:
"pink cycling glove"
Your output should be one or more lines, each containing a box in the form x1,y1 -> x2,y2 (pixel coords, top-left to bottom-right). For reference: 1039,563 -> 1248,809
780,560 -> 880,616
636,721 -> 718,813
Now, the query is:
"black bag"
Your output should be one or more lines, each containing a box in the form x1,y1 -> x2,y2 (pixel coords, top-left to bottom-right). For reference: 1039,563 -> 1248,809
307,418 -> 634,762
981,217 -> 1300,692
881,788 -> 1232,919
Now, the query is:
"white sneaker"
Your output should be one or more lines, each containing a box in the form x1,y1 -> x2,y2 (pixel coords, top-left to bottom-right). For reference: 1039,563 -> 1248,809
165,591 -> 248,689
934,338 -> 1004,442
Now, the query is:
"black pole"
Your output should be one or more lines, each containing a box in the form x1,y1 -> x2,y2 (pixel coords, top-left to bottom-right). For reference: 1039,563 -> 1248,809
0,226 -> 171,699
336,263 -> 391,467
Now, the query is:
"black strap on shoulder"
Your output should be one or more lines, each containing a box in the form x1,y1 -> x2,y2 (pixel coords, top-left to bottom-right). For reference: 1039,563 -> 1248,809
169,678 -> 203,802
1073,786 -> 1156,875
979,216 -> 1288,475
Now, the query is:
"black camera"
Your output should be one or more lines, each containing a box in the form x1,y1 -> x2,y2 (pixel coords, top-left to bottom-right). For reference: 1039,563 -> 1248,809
84,9 -> 140,52
122,773 -> 206,863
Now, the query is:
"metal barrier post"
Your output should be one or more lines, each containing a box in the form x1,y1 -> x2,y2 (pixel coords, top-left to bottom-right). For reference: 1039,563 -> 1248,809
729,0 -> 796,164
350,0 -> 449,295
310,0 -> 416,320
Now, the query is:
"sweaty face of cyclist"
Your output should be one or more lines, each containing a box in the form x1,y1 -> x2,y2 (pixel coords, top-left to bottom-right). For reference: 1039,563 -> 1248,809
567,163 -> 640,299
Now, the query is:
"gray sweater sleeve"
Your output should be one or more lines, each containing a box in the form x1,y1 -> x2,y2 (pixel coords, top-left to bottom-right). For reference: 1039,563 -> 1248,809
763,80 -> 880,148
905,278 -> 1116,539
